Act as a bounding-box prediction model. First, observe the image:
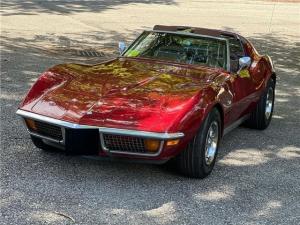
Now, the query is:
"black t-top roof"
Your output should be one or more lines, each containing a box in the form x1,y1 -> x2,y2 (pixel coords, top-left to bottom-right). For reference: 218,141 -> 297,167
153,25 -> 239,38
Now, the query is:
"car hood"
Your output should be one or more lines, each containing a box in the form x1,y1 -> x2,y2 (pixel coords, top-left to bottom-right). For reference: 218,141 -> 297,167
27,58 -> 223,132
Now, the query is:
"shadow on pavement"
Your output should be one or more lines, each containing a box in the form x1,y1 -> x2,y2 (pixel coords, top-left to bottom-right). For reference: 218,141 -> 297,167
1,0 -> 177,16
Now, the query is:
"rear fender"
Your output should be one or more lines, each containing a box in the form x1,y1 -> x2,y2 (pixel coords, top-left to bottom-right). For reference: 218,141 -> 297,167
260,55 -> 276,89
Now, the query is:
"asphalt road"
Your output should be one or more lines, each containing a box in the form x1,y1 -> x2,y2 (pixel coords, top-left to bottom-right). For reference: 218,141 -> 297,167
1,1 -> 300,224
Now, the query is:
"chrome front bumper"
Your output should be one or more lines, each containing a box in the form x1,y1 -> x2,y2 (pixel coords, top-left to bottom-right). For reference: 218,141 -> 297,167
16,109 -> 184,157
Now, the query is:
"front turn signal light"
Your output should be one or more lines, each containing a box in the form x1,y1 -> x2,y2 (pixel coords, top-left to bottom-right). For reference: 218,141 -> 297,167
25,118 -> 37,131
166,139 -> 180,146
144,139 -> 160,152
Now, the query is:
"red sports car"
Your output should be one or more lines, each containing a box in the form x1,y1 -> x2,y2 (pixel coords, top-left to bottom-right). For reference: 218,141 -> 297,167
17,25 -> 276,178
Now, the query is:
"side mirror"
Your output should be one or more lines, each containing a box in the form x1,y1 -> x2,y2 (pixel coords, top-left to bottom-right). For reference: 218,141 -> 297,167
237,56 -> 251,74
118,42 -> 127,55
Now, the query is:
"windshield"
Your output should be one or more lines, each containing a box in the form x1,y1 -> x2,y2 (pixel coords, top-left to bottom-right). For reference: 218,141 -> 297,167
123,31 -> 228,70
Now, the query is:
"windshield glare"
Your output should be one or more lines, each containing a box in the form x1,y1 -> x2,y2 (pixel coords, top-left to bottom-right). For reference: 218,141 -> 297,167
123,31 -> 228,70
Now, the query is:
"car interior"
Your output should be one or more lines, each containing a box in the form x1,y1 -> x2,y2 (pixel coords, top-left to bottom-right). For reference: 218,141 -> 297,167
224,36 -> 246,73
125,32 -> 228,70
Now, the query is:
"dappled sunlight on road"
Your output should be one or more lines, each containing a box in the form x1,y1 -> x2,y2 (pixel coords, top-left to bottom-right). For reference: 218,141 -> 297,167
219,149 -> 271,166
30,211 -> 69,224
276,146 -> 300,159
194,185 -> 234,201
143,202 -> 177,224
255,200 -> 282,218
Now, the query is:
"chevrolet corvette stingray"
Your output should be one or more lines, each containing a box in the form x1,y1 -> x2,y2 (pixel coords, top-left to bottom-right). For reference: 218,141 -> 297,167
17,25 -> 276,178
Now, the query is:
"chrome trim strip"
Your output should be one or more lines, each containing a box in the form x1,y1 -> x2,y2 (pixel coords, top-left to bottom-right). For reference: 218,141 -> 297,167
16,109 -> 185,140
98,127 -> 184,140
225,39 -> 231,72
28,130 -> 64,144
223,114 -> 250,136
100,134 -> 165,157
17,110 -> 95,129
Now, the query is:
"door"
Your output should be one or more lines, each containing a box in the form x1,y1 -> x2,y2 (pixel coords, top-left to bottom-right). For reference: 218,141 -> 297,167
226,36 -> 256,124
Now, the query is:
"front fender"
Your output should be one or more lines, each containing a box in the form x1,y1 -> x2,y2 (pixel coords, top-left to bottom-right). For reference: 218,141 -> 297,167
173,86 -> 225,142
160,86 -> 226,159
19,64 -> 77,112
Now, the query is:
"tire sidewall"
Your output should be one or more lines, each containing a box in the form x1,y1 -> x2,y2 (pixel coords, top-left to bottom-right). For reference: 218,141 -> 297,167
262,79 -> 275,127
199,108 -> 222,175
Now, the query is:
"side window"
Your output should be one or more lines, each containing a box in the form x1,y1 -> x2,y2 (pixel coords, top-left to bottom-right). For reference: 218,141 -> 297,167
228,37 -> 245,73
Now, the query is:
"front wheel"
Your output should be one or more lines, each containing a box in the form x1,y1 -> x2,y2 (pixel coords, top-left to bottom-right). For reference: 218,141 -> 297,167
176,108 -> 221,178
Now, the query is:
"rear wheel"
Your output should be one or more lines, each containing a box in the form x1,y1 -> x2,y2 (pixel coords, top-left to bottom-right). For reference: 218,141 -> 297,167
244,79 -> 275,130
177,108 -> 221,178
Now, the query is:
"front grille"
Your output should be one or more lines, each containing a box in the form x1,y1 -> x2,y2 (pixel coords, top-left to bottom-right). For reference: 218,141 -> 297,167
103,134 -> 146,153
32,121 -> 63,141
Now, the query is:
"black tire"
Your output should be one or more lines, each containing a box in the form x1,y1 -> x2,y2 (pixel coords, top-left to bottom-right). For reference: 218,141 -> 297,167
30,135 -> 58,151
176,108 -> 222,178
244,79 -> 275,130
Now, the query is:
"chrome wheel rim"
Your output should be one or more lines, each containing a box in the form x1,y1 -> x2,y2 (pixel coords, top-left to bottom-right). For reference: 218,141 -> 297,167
265,87 -> 274,120
205,121 -> 219,165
